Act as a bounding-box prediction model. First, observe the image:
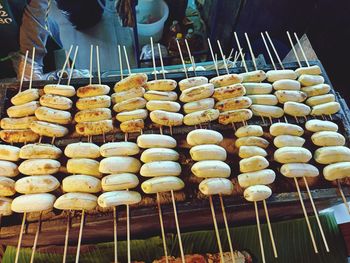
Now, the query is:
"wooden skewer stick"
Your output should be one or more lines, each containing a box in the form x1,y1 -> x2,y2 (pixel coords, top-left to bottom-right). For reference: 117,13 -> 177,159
113,207 -> 118,263
293,177 -> 318,253
96,46 -> 101,84
209,196 -> 224,263
337,180 -> 350,214
156,193 -> 169,263
219,194 -> 235,263
150,37 -> 158,80
126,203 -> 131,263
207,38 -> 220,76
62,211 -> 71,263
254,201 -> 266,263
261,33 -> 277,70
67,46 -> 79,85
262,200 -> 278,258
28,47 -> 36,90
123,46 -> 132,76
58,45 -> 73,85
244,33 -> 258,70
217,40 -> 230,74
294,33 -> 310,67
302,177 -> 330,252
265,32 -> 284,69
286,31 -> 302,68
118,45 -> 124,80
29,212 -> 42,263
89,45 -> 93,85
157,43 -> 166,79
234,32 -> 248,73
75,209 -> 85,263
19,50 -> 29,93
176,39 -> 188,79
14,212 -> 26,263
184,39 -> 196,76
171,190 -> 185,263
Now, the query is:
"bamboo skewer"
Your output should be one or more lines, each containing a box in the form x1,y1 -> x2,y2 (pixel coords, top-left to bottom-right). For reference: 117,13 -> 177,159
67,46 -> 79,85
62,212 -> 71,263
171,190 -> 185,263
118,45 -> 124,80
184,39 -> 196,75
265,32 -> 284,69
176,39 -> 188,79
28,47 -> 36,90
113,207 -> 118,263
29,212 -> 42,263
157,193 -> 169,263
89,45 -> 93,85
254,202 -> 266,263
234,32 -> 248,73
150,37 -> 158,80
219,194 -> 235,263
261,33 -> 277,70
157,43 -> 166,79
126,200 -> 131,263
286,31 -> 302,67
58,45 -> 73,84
209,196 -> 224,263
207,38 -> 219,76
244,33 -> 257,70
337,180 -> 350,214
217,40 -> 230,75
123,46 -> 132,76
14,212 -> 26,263
18,50 -> 29,93
262,200 -> 278,257
75,209 -> 85,263
294,33 -> 310,67
96,46 -> 101,85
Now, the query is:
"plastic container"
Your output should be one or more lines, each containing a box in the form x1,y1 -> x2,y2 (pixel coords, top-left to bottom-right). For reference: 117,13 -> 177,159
136,0 -> 169,46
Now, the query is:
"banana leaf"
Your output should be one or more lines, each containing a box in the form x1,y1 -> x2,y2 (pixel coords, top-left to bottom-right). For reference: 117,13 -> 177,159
2,212 -> 347,263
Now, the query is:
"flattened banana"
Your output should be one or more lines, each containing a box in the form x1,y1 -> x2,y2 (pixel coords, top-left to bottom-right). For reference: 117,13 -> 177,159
64,142 -> 100,159
101,173 -> 139,191
298,74 -> 324,86
305,119 -> 338,132
30,121 -> 68,138
274,147 -> 312,164
7,101 -> 39,118
15,175 -> 59,194
35,106 -> 72,125
116,109 -> 148,122
142,176 -> 184,193
11,89 -> 39,105
75,108 -> 112,123
266,69 -> 297,82
98,191 -> 141,207
0,116 -> 37,130
77,84 -> 110,98
54,193 -> 97,211
0,177 -> 15,196
179,76 -> 208,91
100,142 -> 139,157
40,94 -> 73,110
244,185 -> 272,202
111,87 -> 145,103
19,159 -> 60,175
301,84 -> 330,97
238,146 -> 267,158
0,145 -> 20,161
199,178 -> 233,195
114,73 -> 148,92
63,175 -> 101,193
314,146 -> 350,164
295,65 -> 322,76
0,197 -> 12,216
0,129 -> 39,143
43,84 -> 76,97
140,161 -> 181,177
150,110 -> 183,126
280,163 -> 319,178
144,79 -> 177,91
120,119 -> 144,133
0,161 -> 19,177
209,74 -> 243,87
235,125 -> 263,138
146,100 -> 180,112
306,94 -> 335,107
243,83 -> 272,95
275,90 -> 307,103
76,120 -> 113,136
191,160 -> 231,178
239,156 -> 269,173
272,79 -> 301,91
284,101 -> 311,117
323,162 -> 350,181
212,84 -> 245,101
247,95 -> 278,105
179,83 -> 214,102
99,157 -> 141,174
273,135 -> 305,148
250,105 -> 284,118
239,70 -> 267,83
183,98 -> 215,114
238,169 -> 275,188
311,131 -> 345,146
144,90 -> 177,101
12,193 -> 56,213
67,158 -> 102,177
20,143 -> 62,159
137,134 -> 176,148
76,95 -> 111,110
190,144 -> 227,161
184,109 -> 220,125
218,109 -> 252,124
113,97 -> 146,112
235,136 -> 269,149
269,123 -> 304,136
140,148 -> 179,163
215,96 -> 252,112
311,102 -> 340,116
186,129 -> 223,146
